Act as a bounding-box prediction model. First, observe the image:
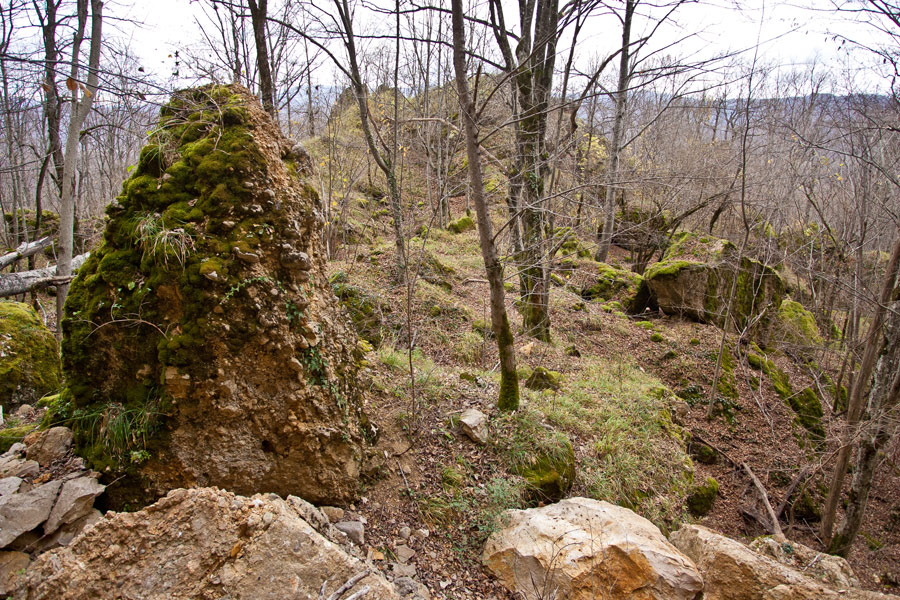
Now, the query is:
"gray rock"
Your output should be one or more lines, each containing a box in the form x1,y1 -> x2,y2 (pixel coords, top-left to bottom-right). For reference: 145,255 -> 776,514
458,409 -> 489,444
1,443 -> 25,458
394,577 -> 419,596
0,480 -> 62,547
24,427 -> 73,467
0,458 -> 39,480
44,476 -> 105,534
37,509 -> 103,552
394,544 -> 416,564
399,526 -> 411,540
0,477 -> 21,497
0,550 -> 29,595
389,562 -> 417,578
334,520 -> 365,545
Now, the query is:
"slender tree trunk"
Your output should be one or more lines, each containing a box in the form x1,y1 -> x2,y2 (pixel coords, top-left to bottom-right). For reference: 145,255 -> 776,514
333,0 -> 406,278
56,0 -> 102,336
822,235 -> 900,545
247,0 -> 275,119
451,0 -> 518,410
595,0 -> 634,263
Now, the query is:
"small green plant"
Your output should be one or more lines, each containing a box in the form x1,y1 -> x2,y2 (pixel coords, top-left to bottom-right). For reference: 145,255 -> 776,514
131,212 -> 194,267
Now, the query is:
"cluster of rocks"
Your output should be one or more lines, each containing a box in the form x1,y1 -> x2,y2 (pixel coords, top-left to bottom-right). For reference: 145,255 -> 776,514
10,486 -> 435,600
483,498 -> 899,600
0,427 -> 104,595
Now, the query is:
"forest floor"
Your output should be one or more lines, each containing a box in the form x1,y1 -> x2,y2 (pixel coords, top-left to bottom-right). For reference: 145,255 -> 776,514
321,202 -> 900,598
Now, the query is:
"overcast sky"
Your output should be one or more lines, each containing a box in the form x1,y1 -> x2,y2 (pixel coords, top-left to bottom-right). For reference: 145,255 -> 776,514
116,0 -> 887,93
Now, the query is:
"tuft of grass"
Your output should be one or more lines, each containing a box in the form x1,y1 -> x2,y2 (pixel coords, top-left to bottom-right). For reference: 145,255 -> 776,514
131,212 -> 194,267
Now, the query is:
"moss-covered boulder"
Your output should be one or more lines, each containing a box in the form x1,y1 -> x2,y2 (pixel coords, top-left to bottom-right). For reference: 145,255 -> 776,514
447,215 -> 475,234
525,367 -> 562,391
644,233 -> 785,331
518,436 -> 576,503
580,262 -> 647,312
0,302 -> 61,409
686,476 -> 718,516
331,274 -> 390,346
769,297 -> 822,356
61,85 -> 365,507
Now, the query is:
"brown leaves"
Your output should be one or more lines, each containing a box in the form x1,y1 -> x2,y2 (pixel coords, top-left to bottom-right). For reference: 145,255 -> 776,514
65,77 -> 76,91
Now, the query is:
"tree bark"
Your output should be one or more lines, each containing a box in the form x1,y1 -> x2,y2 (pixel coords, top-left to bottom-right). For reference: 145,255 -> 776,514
595,0 -> 634,263
0,253 -> 88,298
247,0 -> 276,119
450,0 -> 519,411
56,0 -> 102,337
0,237 -> 53,270
822,235 -> 900,545
827,233 -> 900,556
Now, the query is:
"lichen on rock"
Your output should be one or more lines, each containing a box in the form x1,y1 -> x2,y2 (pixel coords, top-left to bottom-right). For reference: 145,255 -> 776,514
0,302 -> 61,410
60,84 -> 366,507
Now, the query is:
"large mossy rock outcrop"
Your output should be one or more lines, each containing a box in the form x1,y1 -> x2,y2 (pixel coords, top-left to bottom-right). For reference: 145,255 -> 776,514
644,233 -> 785,331
0,302 -> 60,410
580,262 -> 647,312
60,85 -> 366,505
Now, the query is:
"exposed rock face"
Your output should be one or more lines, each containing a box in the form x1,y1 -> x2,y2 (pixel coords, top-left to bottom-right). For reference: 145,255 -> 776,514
483,497 -> 703,600
60,85 -> 366,505
24,427 -> 73,468
14,487 -> 400,600
0,302 -> 60,410
643,233 -> 784,331
670,524 -> 899,600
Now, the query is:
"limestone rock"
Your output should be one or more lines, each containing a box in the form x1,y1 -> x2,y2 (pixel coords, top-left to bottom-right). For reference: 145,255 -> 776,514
483,497 -> 703,600
320,505 -> 345,523
0,302 -> 61,410
60,85 -> 367,506
524,366 -> 562,391
0,480 -> 61,547
458,408 -> 488,444
749,535 -> 858,590
643,233 -> 784,332
14,487 -> 399,600
44,476 -> 105,534
670,524 -> 900,600
0,551 -> 29,595
0,477 -> 21,497
35,509 -> 102,552
24,427 -> 73,467
335,520 -> 365,545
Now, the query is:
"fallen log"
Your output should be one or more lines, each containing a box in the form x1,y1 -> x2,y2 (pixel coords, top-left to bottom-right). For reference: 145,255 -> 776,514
0,253 -> 88,298
0,237 -> 53,270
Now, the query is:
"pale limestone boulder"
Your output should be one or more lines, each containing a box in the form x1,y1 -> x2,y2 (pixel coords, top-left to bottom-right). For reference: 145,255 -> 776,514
0,480 -> 61,547
15,487 -> 399,600
749,535 -> 858,590
459,408 -> 489,444
23,427 -> 73,467
670,524 -> 900,600
483,497 -> 703,600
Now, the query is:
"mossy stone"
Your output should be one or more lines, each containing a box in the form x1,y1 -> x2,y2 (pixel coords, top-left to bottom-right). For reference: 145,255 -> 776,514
0,302 -> 61,409
0,422 -> 39,453
687,476 -> 719,516
525,367 -> 562,391
773,298 -> 822,354
792,489 -> 823,523
788,387 -> 824,441
520,437 -> 576,502
447,215 -> 475,234
690,443 -> 718,465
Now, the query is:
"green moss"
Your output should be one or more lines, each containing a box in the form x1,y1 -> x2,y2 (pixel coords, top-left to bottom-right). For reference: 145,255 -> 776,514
687,476 -> 719,516
525,367 -> 562,391
581,263 -> 643,311
644,259 -> 694,281
748,351 -> 793,399
0,302 -> 61,409
514,435 -> 576,503
635,320 -> 655,330
776,298 -> 823,350
650,332 -> 664,343
793,489 -> 822,522
332,282 -> 390,345
0,423 -> 38,453
691,443 -> 718,465
447,215 -> 475,234
788,387 -> 825,441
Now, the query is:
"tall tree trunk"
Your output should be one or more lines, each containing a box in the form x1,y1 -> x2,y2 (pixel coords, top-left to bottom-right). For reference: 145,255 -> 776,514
247,0 -> 275,119
39,0 -> 65,193
333,0 -> 407,278
56,0 -> 102,336
823,235 -> 900,548
595,0 -> 634,263
450,0 -> 518,410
